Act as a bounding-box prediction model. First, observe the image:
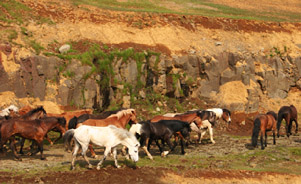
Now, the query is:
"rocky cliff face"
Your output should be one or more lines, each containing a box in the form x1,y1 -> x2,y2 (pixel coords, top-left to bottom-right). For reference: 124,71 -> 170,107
1,43 -> 300,113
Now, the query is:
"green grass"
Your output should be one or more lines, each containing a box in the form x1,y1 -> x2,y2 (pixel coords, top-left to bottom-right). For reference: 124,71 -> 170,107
0,0 -> 31,24
71,0 -> 301,22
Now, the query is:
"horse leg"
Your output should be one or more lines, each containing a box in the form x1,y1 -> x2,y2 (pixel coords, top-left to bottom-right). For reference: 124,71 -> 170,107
88,144 -> 97,158
285,116 -> 290,137
264,132 -> 267,147
71,141 -> 80,170
36,141 -> 46,160
19,138 -> 26,155
142,138 -> 153,160
81,143 -> 92,169
96,146 -> 111,170
208,125 -> 215,144
53,132 -> 62,144
180,137 -> 185,155
260,131 -> 264,150
10,137 -> 21,161
155,139 -> 164,153
112,147 -> 121,168
273,131 -> 276,145
199,130 -> 207,144
288,120 -> 293,135
45,134 -> 53,146
161,136 -> 173,157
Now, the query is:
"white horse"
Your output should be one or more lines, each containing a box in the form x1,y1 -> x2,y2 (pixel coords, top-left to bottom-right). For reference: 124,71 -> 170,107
190,120 -> 215,144
0,105 -> 19,116
64,125 -> 140,170
206,108 -> 231,124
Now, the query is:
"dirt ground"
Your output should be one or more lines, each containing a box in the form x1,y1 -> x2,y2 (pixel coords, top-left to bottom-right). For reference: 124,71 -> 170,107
0,112 -> 300,184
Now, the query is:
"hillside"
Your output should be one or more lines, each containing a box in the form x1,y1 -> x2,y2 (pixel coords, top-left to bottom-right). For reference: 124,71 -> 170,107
0,0 -> 301,115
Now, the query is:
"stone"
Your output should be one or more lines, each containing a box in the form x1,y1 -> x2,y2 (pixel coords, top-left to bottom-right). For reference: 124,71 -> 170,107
59,44 -> 71,54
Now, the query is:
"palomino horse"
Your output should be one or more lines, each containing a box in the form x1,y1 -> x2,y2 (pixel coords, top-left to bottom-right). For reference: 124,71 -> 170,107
252,111 -> 277,150
130,120 -> 191,160
69,109 -> 138,158
277,105 -> 298,138
64,125 -> 139,170
206,108 -> 231,124
0,117 -> 66,160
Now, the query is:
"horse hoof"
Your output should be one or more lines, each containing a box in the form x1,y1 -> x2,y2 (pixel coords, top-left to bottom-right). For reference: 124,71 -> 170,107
116,165 -> 121,169
41,157 -> 47,160
88,164 -> 93,169
71,166 -> 75,171
96,166 -> 101,171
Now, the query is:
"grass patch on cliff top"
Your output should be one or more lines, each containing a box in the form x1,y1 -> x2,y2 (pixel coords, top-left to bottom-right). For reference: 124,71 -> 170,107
71,0 -> 301,22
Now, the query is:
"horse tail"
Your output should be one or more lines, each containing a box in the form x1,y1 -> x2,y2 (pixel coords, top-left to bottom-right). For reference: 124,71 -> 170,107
68,116 -> 78,130
63,129 -> 75,150
252,118 -> 261,147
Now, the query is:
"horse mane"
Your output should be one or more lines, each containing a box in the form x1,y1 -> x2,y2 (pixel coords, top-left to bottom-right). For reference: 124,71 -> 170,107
223,109 -> 231,116
109,125 -> 136,141
107,108 -> 135,120
23,106 -> 46,117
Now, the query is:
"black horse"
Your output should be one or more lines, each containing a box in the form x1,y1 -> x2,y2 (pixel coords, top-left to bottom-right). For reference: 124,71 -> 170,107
277,105 -> 298,138
68,108 -> 126,129
131,120 -> 191,160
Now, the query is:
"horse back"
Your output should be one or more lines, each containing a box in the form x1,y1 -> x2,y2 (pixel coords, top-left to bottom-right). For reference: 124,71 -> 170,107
82,118 -> 123,129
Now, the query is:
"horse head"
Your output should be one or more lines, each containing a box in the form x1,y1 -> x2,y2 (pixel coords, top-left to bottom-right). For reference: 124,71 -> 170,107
129,109 -> 138,124
222,109 -> 231,124
126,132 -> 140,162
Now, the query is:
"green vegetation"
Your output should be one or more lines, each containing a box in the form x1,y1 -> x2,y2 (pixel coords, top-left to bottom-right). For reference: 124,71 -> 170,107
29,40 -> 45,55
71,0 -> 301,22
0,0 -> 31,24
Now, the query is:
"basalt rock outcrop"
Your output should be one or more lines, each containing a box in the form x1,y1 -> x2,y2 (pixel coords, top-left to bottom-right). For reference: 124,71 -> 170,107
0,43 -> 300,113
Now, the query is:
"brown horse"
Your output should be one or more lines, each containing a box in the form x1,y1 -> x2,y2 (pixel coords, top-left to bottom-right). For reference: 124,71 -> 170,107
277,105 -> 298,138
0,117 -> 66,160
74,109 -> 138,158
251,111 -> 277,150
0,106 -> 47,150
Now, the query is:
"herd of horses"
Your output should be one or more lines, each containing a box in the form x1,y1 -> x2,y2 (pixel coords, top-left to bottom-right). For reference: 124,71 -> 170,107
0,104 -> 298,170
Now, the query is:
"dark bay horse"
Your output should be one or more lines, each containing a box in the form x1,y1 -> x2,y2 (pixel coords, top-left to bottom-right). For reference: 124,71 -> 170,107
67,109 -> 138,158
0,117 -> 66,160
130,120 -> 191,160
251,111 -> 277,150
151,110 -> 216,145
277,105 -> 298,138
0,106 -> 47,152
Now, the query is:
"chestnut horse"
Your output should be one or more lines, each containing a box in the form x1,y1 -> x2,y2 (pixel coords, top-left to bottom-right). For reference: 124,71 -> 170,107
69,109 -> 138,158
251,111 -> 277,150
67,108 -> 125,129
277,105 -> 298,138
0,117 -> 66,160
